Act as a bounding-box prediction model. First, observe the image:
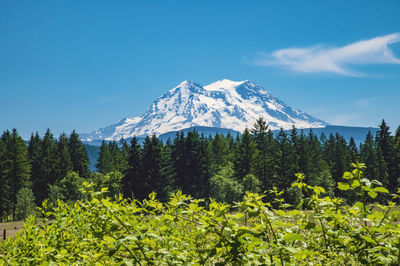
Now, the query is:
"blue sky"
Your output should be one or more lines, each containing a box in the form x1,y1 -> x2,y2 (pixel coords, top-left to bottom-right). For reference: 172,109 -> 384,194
1,0 -> 399,139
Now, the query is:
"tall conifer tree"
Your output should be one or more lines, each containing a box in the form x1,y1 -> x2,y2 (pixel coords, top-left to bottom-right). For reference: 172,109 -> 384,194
0,132 -> 10,221
7,129 -> 31,220
376,120 -> 397,192
56,133 -> 73,180
360,132 -> 381,184
35,129 -> 58,204
252,118 -> 271,190
109,140 -> 127,173
172,132 -> 186,192
234,128 -> 257,180
28,132 -> 42,204
142,135 -> 169,200
68,130 -> 90,178
96,141 -> 113,174
123,137 -> 143,199
349,137 -> 359,163
210,133 -> 231,174
160,139 -> 176,198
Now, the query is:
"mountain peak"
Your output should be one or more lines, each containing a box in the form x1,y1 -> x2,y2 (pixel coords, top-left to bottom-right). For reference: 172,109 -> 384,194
171,80 -> 204,95
177,80 -> 196,86
205,79 -> 248,92
81,79 -> 327,141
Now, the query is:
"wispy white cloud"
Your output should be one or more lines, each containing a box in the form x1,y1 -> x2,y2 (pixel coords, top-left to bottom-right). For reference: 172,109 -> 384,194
354,97 -> 377,108
255,33 -> 400,76
328,114 -> 361,125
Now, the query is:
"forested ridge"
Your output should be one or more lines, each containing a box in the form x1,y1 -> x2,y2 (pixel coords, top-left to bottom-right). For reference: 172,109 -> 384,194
1,118 -> 400,221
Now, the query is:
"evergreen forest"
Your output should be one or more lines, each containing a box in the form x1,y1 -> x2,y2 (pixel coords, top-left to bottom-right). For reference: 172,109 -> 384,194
1,118 -> 400,222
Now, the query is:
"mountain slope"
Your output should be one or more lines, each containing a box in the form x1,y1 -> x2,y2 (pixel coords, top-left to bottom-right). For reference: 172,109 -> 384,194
81,79 -> 327,141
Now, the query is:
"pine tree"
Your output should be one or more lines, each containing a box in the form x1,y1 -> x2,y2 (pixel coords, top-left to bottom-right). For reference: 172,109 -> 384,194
259,129 -> 278,192
360,131 -> 381,184
155,135 -> 172,200
376,120 -> 397,192
27,132 -> 42,205
327,134 -> 350,183
394,126 -> 400,190
210,133 -> 231,174
109,140 -> 127,173
6,129 -> 32,220
289,126 -> 300,173
319,132 -> 327,149
96,141 -> 113,174
306,131 -> 334,193
68,130 -> 90,178
34,129 -> 58,204
170,131 -> 212,199
160,139 -> 176,198
0,132 -> 10,221
197,134 -> 212,199
120,138 -> 130,165
376,146 -> 389,188
172,132 -> 186,192
251,117 -> 268,145
296,130 -> 310,175
183,131 -> 206,198
138,135 -> 172,200
226,133 -> 236,155
234,128 -> 257,181
323,133 -> 352,198
349,137 -> 359,163
56,133 -> 73,180
252,118 -> 272,191
123,137 -> 143,199
275,128 -> 294,189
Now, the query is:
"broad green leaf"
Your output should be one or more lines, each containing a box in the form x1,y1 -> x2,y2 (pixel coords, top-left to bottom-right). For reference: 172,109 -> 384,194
351,179 -> 360,188
368,191 -> 378,199
313,186 -> 325,195
361,235 -> 376,244
343,172 -> 353,179
374,187 -> 389,193
338,182 -> 350,191
284,233 -> 304,242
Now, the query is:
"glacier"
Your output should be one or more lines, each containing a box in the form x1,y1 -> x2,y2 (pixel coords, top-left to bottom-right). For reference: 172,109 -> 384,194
80,79 -> 327,141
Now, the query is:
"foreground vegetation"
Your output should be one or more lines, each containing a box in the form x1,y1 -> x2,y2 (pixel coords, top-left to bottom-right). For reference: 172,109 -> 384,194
1,163 -> 400,265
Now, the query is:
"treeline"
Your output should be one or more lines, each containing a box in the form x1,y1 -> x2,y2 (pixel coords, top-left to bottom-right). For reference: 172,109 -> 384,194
1,119 -> 400,221
0,129 -> 90,221
99,118 -> 400,204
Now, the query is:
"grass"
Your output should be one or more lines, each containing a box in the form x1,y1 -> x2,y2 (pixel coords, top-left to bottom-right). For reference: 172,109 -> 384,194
0,221 -> 24,241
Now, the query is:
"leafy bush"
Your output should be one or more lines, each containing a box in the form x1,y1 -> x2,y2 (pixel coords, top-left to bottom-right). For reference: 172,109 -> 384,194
49,171 -> 85,204
1,163 -> 400,264
209,164 -> 243,203
242,173 -> 261,193
15,187 -> 36,220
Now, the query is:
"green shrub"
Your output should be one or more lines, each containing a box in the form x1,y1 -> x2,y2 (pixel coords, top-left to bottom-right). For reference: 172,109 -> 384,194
15,187 -> 36,220
1,163 -> 400,265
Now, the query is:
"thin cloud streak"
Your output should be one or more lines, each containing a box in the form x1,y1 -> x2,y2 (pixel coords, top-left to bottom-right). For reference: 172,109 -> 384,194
354,97 -> 377,108
327,114 -> 361,125
255,33 -> 400,76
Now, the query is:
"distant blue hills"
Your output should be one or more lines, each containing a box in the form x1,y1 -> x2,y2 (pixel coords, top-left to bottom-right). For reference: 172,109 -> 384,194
84,125 -> 379,171
286,125 -> 379,145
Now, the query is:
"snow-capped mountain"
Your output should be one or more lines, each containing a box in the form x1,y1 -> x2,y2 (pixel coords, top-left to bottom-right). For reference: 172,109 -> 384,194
81,79 -> 327,141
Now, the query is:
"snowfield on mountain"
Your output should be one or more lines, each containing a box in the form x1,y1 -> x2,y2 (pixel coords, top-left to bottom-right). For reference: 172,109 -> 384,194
81,79 -> 327,141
